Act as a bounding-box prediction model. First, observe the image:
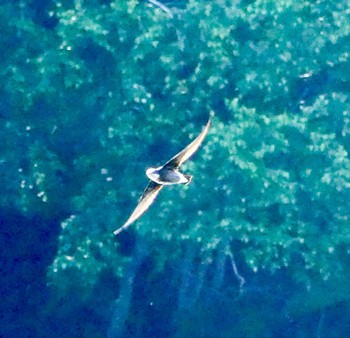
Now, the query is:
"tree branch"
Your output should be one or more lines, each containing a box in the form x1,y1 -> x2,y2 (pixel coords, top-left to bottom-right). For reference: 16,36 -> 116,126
108,239 -> 147,338
227,248 -> 246,293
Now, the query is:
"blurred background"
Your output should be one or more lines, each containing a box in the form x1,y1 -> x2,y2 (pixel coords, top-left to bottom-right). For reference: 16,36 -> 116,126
1,0 -> 350,337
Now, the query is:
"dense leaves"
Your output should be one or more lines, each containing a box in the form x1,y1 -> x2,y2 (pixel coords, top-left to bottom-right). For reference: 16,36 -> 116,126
2,0 -> 350,337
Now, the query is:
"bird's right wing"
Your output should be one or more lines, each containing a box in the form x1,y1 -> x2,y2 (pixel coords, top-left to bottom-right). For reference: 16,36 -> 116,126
113,181 -> 163,235
163,119 -> 211,169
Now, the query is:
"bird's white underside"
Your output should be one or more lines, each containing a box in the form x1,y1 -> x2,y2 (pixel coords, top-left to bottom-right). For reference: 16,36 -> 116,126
146,167 -> 188,185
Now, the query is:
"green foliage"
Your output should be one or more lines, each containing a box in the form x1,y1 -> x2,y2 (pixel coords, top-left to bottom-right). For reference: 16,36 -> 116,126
2,0 -> 350,336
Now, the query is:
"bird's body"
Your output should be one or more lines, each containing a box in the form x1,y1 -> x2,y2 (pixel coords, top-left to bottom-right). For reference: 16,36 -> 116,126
146,166 -> 191,185
113,119 -> 210,235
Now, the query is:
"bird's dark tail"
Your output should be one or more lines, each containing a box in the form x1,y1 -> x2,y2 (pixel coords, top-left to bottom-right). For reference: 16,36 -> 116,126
184,175 -> 193,185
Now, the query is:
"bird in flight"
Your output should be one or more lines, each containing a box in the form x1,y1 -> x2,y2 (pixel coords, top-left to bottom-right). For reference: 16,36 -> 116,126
113,119 -> 211,235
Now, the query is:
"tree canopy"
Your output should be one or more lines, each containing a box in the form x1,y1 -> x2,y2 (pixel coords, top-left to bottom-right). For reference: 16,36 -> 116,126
2,0 -> 350,337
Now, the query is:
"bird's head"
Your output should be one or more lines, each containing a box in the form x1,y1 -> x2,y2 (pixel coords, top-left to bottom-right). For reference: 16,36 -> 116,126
146,167 -> 159,181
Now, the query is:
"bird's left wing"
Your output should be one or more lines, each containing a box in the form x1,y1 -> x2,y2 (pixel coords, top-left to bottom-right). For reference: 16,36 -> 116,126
113,181 -> 163,235
163,119 -> 210,170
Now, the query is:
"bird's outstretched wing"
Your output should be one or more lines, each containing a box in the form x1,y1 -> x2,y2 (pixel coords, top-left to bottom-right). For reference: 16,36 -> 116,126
163,119 -> 211,170
114,181 -> 163,235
